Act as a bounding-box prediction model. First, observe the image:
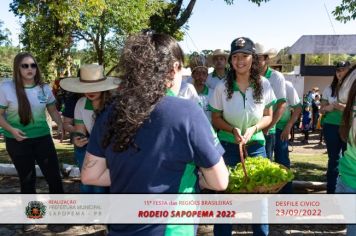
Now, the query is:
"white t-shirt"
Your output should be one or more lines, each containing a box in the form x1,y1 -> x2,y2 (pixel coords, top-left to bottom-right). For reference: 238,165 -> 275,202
178,80 -> 201,105
209,77 -> 276,144
264,67 -> 287,102
197,85 -> 213,122
322,86 -> 337,104
186,72 -> 227,90
74,97 -> 95,134
0,80 -> 55,138
276,81 -> 301,130
339,68 -> 356,104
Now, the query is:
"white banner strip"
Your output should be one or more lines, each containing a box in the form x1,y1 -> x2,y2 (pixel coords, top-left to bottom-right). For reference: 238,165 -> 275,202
0,194 -> 355,224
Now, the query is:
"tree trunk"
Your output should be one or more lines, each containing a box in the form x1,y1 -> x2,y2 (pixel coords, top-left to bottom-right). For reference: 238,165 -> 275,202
176,0 -> 197,28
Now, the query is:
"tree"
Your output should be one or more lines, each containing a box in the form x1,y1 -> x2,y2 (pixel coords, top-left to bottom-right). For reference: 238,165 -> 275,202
0,20 -> 11,46
149,0 -> 270,40
332,0 -> 356,23
10,0 -> 163,81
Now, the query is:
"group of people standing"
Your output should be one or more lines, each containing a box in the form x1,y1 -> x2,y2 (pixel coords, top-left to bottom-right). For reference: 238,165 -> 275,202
0,31 -> 356,236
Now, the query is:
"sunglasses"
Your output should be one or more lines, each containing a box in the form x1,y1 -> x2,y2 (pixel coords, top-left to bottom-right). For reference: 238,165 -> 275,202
21,63 -> 37,69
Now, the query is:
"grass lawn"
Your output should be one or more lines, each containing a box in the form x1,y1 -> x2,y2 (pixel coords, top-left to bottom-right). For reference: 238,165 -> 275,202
0,138 -> 76,166
290,153 -> 327,182
0,137 -> 328,182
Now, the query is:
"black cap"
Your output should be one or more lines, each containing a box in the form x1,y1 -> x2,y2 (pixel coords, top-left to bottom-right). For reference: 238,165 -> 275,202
336,61 -> 351,69
230,37 -> 256,55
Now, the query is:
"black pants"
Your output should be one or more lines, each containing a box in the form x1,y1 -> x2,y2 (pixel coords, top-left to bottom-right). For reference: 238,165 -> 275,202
5,135 -> 64,193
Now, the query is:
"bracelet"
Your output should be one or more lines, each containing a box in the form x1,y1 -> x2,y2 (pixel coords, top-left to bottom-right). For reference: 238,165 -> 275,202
231,127 -> 235,133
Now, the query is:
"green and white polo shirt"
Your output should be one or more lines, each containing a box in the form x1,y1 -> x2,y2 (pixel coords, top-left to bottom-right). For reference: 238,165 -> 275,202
0,80 -> 56,138
264,67 -> 287,134
209,77 -> 276,146
339,101 -> 356,189
206,69 -> 228,89
321,86 -> 343,126
276,80 -> 302,131
74,97 -> 96,134
198,85 -> 213,122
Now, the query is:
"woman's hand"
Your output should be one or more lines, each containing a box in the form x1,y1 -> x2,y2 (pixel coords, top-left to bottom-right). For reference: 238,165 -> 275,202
73,136 -> 88,147
232,127 -> 245,144
333,102 -> 346,112
57,122 -> 65,142
323,104 -> 334,112
10,128 -> 27,141
280,124 -> 292,141
243,125 -> 258,143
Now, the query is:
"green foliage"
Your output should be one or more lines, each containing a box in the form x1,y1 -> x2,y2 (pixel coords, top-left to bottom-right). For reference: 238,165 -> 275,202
0,20 -> 11,46
226,157 -> 294,193
224,0 -> 270,6
149,2 -> 186,40
0,46 -> 20,77
10,0 -> 163,82
332,0 -> 356,23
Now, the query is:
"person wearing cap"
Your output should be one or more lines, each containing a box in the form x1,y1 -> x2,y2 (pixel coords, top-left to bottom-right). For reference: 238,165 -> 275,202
209,37 -> 276,236
276,80 -> 302,193
0,52 -> 64,194
206,49 -> 229,89
320,61 -> 351,193
255,42 -> 287,160
81,32 -> 229,236
60,64 -> 119,193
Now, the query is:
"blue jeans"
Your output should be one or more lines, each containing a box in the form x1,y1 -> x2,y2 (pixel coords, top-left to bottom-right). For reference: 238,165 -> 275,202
264,133 -> 276,160
323,123 -> 347,193
75,146 -> 109,193
274,128 -> 293,193
214,141 -> 268,236
335,177 -> 356,236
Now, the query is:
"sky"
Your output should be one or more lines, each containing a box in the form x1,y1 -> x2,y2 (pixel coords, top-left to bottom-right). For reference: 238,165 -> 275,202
0,0 -> 355,53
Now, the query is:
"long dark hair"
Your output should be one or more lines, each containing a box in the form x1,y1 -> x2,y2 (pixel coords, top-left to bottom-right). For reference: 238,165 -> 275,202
330,75 -> 338,97
13,52 -> 43,125
337,64 -> 356,99
225,53 -> 262,101
340,78 -> 356,144
102,33 -> 184,152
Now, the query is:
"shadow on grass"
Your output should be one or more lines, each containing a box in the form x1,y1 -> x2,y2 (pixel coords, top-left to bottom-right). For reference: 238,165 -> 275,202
291,161 -> 327,182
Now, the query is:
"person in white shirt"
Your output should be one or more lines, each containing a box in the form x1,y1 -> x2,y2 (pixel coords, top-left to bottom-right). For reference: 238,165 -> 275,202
186,49 -> 228,90
255,42 -> 287,160
60,64 -> 119,193
206,49 -> 229,89
209,37 -> 275,236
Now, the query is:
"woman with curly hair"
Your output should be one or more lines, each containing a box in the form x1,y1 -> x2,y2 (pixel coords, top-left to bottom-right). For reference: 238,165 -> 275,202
209,37 -> 276,236
80,32 -> 228,236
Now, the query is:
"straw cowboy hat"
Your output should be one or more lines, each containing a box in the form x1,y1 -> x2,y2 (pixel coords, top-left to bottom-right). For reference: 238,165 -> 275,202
255,42 -> 277,58
189,54 -> 208,73
208,49 -> 229,65
60,64 -> 120,93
